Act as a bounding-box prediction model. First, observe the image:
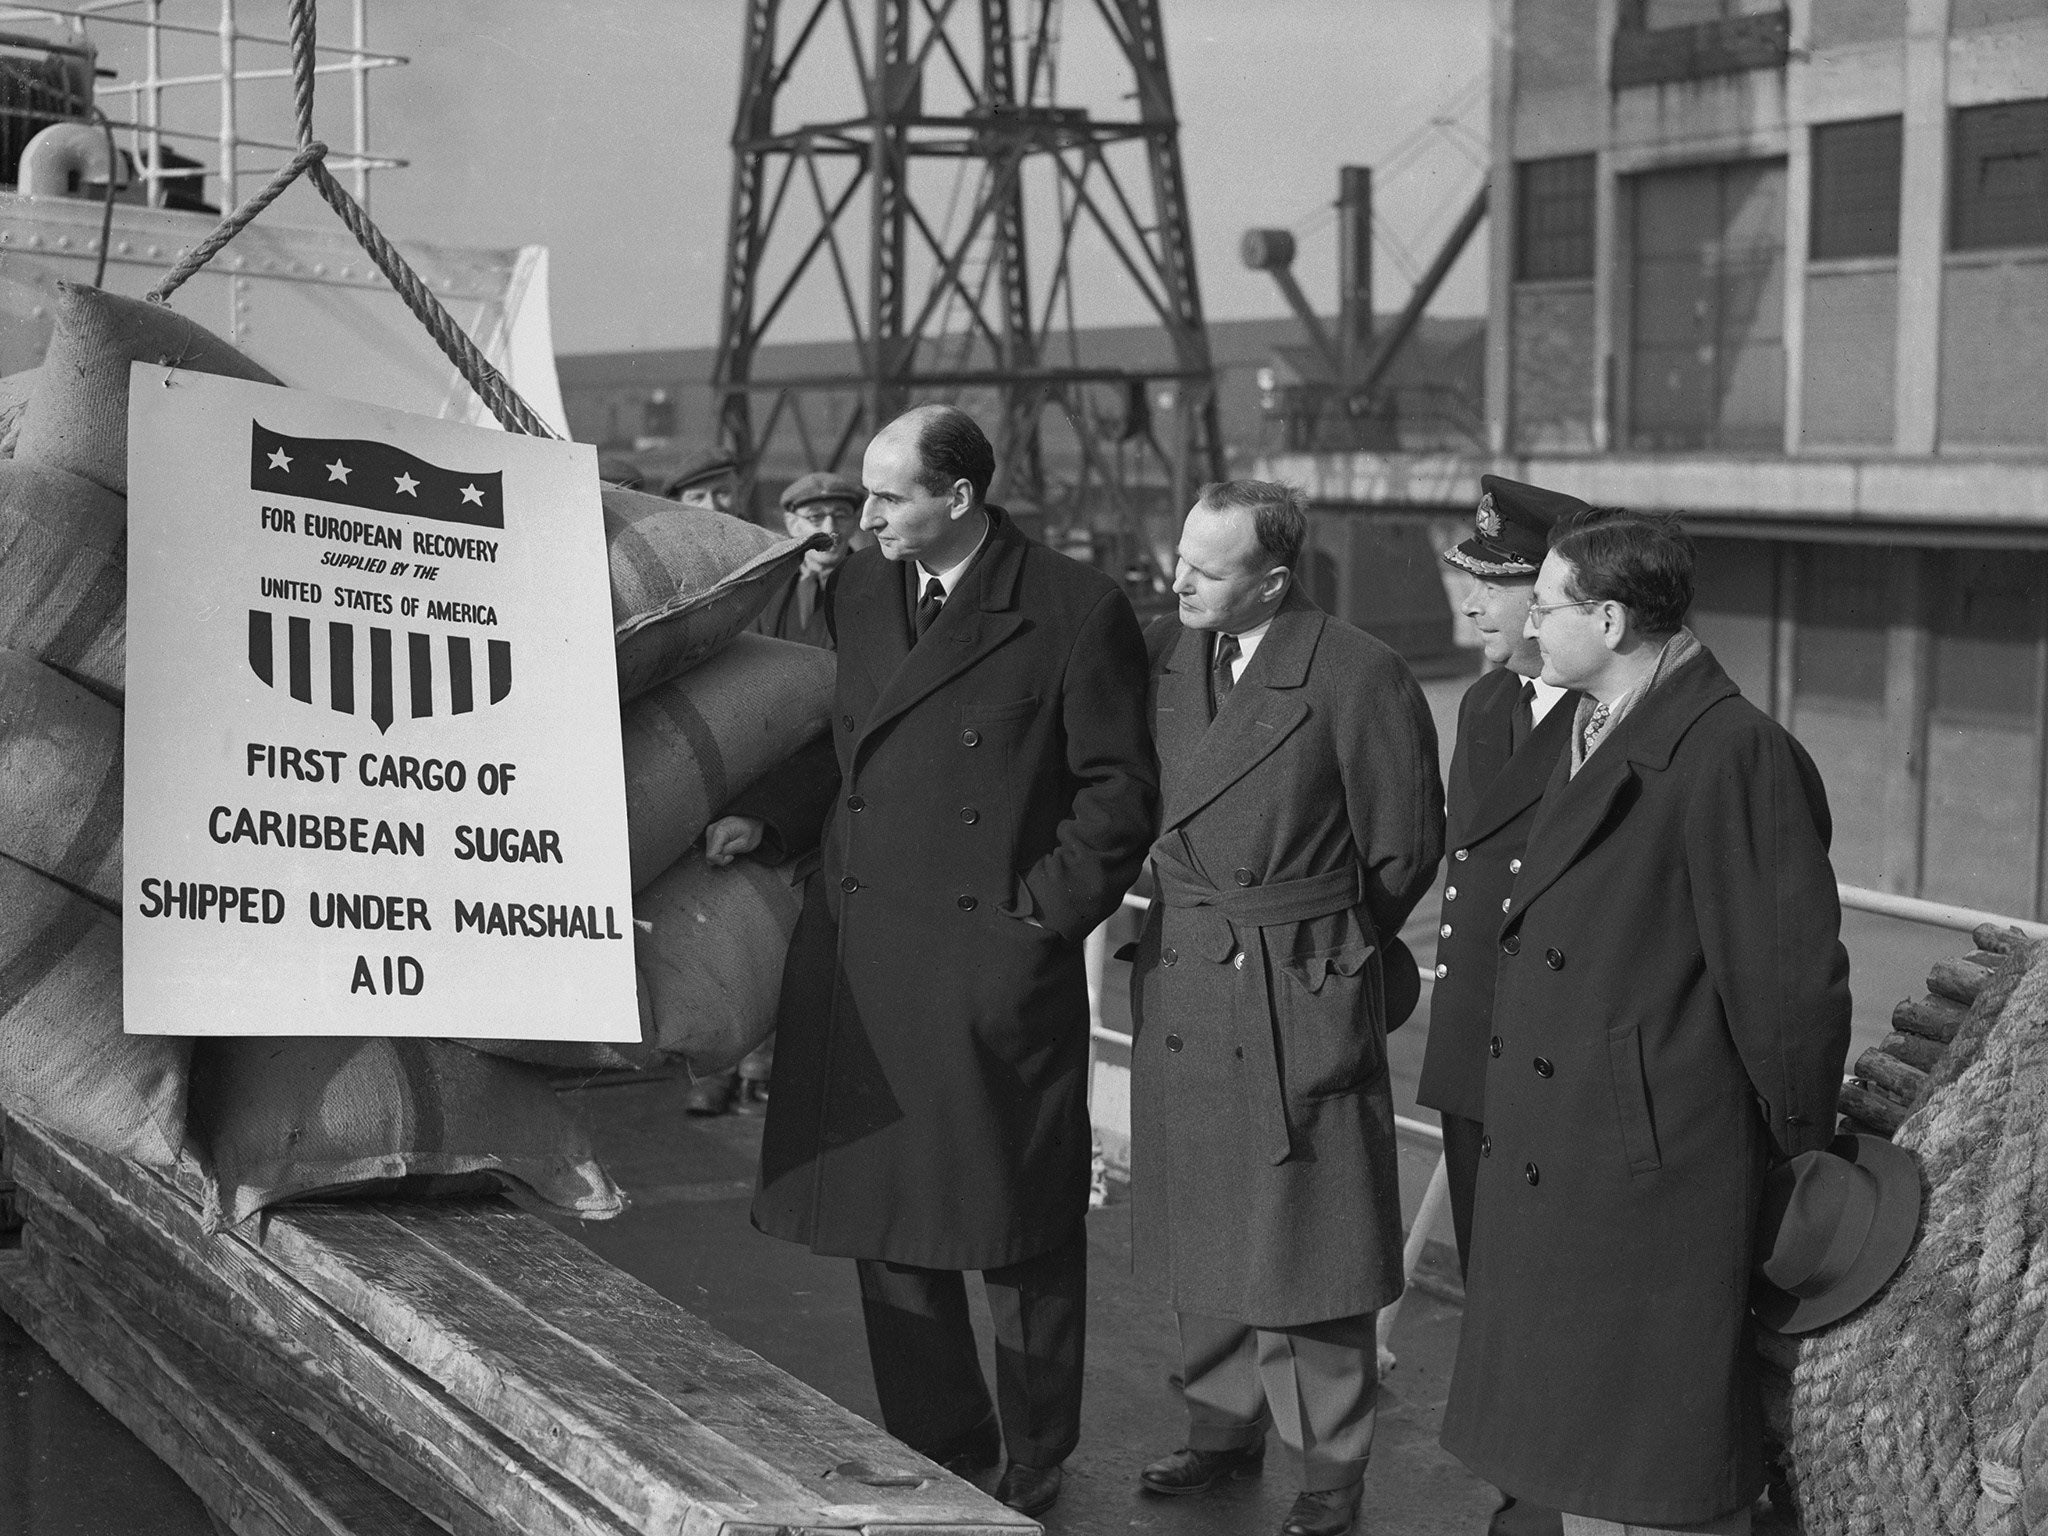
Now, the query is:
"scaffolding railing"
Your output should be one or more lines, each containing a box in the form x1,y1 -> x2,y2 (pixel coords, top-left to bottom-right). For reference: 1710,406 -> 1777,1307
0,0 -> 404,209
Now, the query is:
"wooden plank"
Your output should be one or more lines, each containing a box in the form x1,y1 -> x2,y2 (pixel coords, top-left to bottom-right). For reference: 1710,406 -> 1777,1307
8,1120 -> 639,1536
1877,1030 -> 1945,1073
0,1243 -> 440,1536
8,1115 -> 1034,1536
1854,1049 -> 1928,1107
1838,1082 -> 1908,1136
1893,992 -> 1969,1044
1927,956 -> 1992,1006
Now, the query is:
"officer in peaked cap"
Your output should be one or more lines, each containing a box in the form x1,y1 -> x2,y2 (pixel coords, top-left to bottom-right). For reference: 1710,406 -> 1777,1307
1417,472 -> 1588,1536
661,446 -> 740,512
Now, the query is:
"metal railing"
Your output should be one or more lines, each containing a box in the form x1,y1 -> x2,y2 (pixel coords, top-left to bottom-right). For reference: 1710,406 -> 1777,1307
1085,876 -> 2044,1356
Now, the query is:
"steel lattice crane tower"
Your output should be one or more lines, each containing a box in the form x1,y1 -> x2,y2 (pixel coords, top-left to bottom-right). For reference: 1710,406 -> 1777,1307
712,0 -> 1222,543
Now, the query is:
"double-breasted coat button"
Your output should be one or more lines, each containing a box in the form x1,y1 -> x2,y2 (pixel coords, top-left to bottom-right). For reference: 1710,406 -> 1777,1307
1525,1162 -> 1541,1186
1440,923 -> 1452,938
1234,868 -> 1255,887
1166,1034 -> 1182,1052
842,714 -> 855,730
1233,953 -> 1247,970
1445,886 -> 1458,902
1501,897 -> 1512,912
1501,934 -> 1521,956
1489,1035 -> 1502,1057
1434,962 -> 1448,979
1234,1046 -> 1245,1059
840,875 -> 860,893
1509,858 -> 1523,874
1480,1134 -> 1492,1157
847,795 -> 865,811
1546,947 -> 1565,970
1534,1057 -> 1554,1078
1163,947 -> 1179,966
957,894 -> 977,910
959,806 -> 979,824
960,728 -> 980,747
1454,849 -> 1468,862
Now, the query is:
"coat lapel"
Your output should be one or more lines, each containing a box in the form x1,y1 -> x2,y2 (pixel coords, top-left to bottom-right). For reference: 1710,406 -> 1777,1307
857,510 -> 1028,750
1160,590 -> 1321,831
1455,687 -> 1579,848
1504,650 -> 1739,923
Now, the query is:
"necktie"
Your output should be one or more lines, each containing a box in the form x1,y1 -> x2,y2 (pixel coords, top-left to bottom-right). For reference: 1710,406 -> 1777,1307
1511,680 -> 1536,753
1583,699 -> 1612,754
796,571 -> 823,631
915,576 -> 945,640
1210,633 -> 1240,719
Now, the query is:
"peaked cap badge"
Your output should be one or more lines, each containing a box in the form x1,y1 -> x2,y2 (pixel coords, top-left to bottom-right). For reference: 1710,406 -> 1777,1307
1475,491 -> 1502,539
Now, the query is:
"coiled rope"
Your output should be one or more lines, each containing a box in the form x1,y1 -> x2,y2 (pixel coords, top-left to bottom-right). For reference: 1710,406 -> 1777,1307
144,0 -> 555,440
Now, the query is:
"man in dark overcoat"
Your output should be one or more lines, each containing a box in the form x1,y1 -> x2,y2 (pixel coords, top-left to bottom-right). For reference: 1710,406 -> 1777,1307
1417,475 -> 1583,1536
748,404 -> 1156,1518
1127,481 -> 1443,1536
1440,508 -> 1851,1535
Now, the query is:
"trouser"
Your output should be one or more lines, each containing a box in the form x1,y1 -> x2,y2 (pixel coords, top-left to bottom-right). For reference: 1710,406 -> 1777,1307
1441,1112 -> 1565,1536
1176,1310 -> 1377,1493
1559,1510 -> 1751,1535
855,1224 -> 1086,1469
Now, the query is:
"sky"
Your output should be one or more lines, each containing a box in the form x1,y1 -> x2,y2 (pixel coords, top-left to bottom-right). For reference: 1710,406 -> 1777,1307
67,0 -> 1492,356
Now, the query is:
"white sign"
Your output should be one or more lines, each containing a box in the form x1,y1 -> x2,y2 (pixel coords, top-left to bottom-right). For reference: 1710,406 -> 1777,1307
123,365 -> 637,1040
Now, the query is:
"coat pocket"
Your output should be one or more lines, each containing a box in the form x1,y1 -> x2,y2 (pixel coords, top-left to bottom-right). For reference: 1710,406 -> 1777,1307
1275,942 -> 1383,1102
1606,1021 -> 1662,1173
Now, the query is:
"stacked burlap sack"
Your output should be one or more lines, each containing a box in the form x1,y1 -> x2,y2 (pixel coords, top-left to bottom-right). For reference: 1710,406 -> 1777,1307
1768,925 -> 2048,1533
0,281 -> 831,1230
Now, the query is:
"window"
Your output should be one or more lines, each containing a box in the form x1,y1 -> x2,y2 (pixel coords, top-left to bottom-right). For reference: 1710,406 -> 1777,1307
642,389 -> 677,439
1811,116 -> 1902,260
1952,98 -> 2048,252
1516,155 -> 1596,282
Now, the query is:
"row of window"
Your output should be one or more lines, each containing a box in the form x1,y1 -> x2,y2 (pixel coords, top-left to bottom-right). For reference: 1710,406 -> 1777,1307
1515,96 -> 2048,280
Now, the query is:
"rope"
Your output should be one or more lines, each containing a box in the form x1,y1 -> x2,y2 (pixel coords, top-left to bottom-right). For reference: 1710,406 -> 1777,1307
142,0 -> 556,439
146,141 -> 328,304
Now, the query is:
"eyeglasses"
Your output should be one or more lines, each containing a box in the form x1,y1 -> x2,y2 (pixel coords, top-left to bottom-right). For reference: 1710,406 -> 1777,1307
1525,598 -> 1601,629
790,504 -> 861,527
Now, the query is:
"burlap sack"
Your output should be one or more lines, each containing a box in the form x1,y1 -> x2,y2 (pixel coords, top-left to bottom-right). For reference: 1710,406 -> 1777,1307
604,483 -> 818,701
622,631 -> 835,889
0,459 -> 127,702
0,366 -> 39,458
0,853 -> 189,1165
0,647 -> 121,905
634,850 -> 803,1073
16,281 -> 280,496
189,1035 -> 624,1231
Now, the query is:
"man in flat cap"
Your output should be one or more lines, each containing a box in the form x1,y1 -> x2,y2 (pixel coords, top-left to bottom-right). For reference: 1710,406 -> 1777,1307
1416,473 -> 1584,1536
750,471 -> 867,649
662,446 -> 739,512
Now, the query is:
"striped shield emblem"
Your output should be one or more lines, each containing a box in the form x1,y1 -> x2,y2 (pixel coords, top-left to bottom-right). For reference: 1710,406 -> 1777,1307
248,610 -> 510,733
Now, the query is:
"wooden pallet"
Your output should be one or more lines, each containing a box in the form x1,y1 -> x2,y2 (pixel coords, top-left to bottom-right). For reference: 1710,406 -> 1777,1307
0,1115 -> 1036,1536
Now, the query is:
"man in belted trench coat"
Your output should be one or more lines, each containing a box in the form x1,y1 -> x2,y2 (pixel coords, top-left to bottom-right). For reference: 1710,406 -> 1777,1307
1128,480 -> 1443,1536
746,405 -> 1156,1519
1418,474 -> 1584,1536
1441,508 -> 1851,1535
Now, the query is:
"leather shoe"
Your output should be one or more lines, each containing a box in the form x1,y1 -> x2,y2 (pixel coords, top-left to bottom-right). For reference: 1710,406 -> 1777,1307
683,1071 -> 738,1116
929,1419 -> 1001,1478
1280,1483 -> 1362,1536
995,1461 -> 1062,1516
1139,1442 -> 1266,1495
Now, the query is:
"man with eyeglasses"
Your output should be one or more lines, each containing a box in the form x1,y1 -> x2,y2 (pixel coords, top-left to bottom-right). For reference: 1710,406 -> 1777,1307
1418,474 -> 1584,1536
1440,507 -> 1851,1536
749,471 -> 868,649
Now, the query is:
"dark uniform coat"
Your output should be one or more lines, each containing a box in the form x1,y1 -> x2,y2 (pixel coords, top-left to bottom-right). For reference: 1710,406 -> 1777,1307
1440,646 -> 1851,1527
1129,589 -> 1443,1328
752,507 -> 1156,1271
749,566 -> 836,650
1415,667 -> 1576,1123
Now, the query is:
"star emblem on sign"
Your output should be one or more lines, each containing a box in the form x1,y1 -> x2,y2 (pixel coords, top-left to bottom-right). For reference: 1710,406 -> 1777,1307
1475,491 -> 1501,539
326,458 -> 352,484
394,472 -> 419,497
267,447 -> 292,472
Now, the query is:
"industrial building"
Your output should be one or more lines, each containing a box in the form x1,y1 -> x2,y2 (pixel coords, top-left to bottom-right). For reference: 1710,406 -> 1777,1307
1263,0 -> 2048,920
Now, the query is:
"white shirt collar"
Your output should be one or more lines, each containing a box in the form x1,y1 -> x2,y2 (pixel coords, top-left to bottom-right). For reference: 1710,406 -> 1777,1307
1220,616 -> 1273,682
1529,677 -> 1568,723
917,514 -> 992,597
